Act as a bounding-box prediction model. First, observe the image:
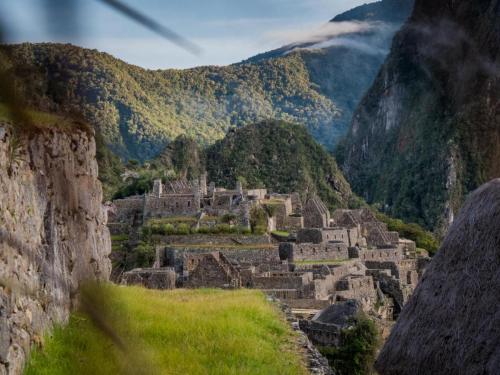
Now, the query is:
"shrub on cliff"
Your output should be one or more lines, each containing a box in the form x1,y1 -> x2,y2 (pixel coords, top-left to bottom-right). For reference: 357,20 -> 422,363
320,315 -> 379,375
375,212 -> 440,255
133,242 -> 155,268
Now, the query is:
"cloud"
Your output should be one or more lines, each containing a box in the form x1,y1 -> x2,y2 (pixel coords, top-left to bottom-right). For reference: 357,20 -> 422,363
288,37 -> 389,56
264,21 -> 379,46
264,20 -> 397,56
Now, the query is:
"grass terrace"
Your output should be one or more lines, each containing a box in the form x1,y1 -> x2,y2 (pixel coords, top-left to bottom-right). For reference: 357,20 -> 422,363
147,216 -> 198,225
25,286 -> 308,375
271,230 -> 290,237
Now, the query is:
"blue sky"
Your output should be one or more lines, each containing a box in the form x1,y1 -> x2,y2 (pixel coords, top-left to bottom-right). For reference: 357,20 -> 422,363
0,0 -> 368,69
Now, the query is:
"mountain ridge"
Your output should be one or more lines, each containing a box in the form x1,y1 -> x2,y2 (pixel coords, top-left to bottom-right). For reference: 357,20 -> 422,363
2,0 -> 414,161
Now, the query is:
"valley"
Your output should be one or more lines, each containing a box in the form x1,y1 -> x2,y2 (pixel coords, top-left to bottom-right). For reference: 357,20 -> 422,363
0,0 -> 499,374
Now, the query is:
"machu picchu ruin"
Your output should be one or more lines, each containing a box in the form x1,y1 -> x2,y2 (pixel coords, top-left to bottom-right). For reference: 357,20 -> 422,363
109,174 -> 430,350
7,0 -> 497,372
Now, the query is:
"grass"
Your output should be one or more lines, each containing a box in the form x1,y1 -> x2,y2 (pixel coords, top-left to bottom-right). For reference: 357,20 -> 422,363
294,259 -> 350,266
148,216 -> 198,225
271,230 -> 290,237
111,234 -> 129,242
25,286 -> 307,375
261,199 -> 285,206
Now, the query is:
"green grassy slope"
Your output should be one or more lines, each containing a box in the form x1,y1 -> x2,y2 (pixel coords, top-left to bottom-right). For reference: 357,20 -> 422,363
25,286 -> 307,375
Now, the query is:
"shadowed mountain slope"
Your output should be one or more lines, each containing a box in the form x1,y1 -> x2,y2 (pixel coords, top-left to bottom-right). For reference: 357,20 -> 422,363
340,0 -> 500,233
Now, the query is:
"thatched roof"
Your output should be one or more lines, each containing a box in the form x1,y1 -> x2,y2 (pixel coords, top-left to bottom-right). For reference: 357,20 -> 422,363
375,179 -> 500,375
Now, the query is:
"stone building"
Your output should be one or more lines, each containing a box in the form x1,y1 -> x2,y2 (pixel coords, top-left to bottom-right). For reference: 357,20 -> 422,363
110,175 -> 311,232
303,195 -> 331,228
332,208 -> 400,248
252,271 -> 315,298
185,252 -> 242,288
114,184 -> 429,329
279,241 -> 349,262
121,268 -> 176,289
299,300 -> 362,346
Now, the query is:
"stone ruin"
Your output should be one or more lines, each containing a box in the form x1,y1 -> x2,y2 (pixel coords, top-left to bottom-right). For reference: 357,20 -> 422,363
120,205 -> 429,323
121,268 -> 176,289
299,300 -> 362,347
184,252 -> 241,289
108,174 -> 328,235
114,185 -> 431,360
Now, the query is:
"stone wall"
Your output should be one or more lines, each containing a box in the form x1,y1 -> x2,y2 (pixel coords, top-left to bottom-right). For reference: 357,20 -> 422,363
296,227 -> 357,247
252,272 -> 313,291
165,247 -> 280,272
144,193 -> 199,219
0,124 -> 111,374
185,252 -> 241,288
121,268 -> 176,289
296,229 -> 324,244
279,242 -> 349,262
298,320 -> 342,347
352,248 -> 403,262
283,215 -> 304,232
303,196 -> 330,228
310,262 -> 366,300
335,276 -> 376,304
111,197 -> 143,223
154,234 -> 270,246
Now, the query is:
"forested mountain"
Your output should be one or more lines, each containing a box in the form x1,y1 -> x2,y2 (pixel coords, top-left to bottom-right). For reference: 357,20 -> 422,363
2,0 -> 414,162
205,120 -> 356,210
339,0 -> 499,234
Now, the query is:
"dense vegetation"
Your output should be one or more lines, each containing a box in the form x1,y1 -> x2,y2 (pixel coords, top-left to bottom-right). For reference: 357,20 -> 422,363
320,315 -> 379,375
5,43 -> 339,161
2,0 -> 414,162
205,120 -> 356,210
331,0 -> 414,22
25,286 -> 307,375
376,212 -> 440,255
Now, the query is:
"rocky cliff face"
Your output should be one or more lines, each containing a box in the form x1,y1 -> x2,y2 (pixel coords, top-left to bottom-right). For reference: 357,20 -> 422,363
0,123 -> 111,374
340,0 -> 499,234
375,179 -> 500,374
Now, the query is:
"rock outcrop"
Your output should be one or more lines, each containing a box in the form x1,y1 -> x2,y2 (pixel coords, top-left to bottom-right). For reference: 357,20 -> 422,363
375,179 -> 500,375
340,0 -> 500,233
0,123 -> 111,374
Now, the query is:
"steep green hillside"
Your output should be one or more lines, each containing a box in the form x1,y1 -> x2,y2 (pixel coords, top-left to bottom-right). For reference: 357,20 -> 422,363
205,120 -> 356,210
339,0 -> 499,233
154,134 -> 205,180
2,0 -> 414,161
5,43 -> 338,161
